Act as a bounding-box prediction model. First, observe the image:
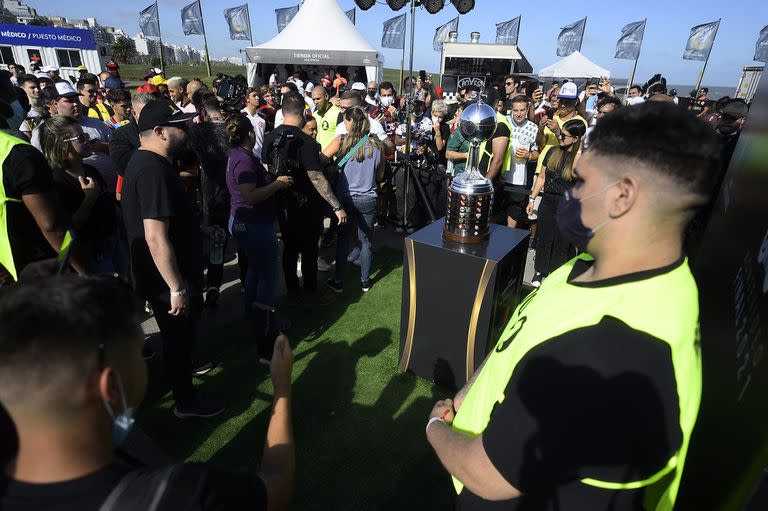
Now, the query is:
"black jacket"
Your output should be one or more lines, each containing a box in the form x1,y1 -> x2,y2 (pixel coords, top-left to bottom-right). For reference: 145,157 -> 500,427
109,119 -> 139,177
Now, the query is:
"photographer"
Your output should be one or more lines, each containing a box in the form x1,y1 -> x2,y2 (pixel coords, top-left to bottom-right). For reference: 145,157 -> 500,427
393,99 -> 433,232
0,275 -> 295,511
262,92 -> 347,304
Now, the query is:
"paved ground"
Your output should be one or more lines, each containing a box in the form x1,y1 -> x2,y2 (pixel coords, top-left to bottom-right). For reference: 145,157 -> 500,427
141,220 -> 536,336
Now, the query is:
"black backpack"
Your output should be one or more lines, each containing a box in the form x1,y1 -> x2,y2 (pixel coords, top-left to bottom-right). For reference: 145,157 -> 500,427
99,464 -> 208,511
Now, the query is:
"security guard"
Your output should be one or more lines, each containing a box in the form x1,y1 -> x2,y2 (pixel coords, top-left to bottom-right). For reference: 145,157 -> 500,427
426,103 -> 720,511
311,85 -> 341,151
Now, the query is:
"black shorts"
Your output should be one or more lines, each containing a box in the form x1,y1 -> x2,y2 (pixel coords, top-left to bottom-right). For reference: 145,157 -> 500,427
504,184 -> 530,223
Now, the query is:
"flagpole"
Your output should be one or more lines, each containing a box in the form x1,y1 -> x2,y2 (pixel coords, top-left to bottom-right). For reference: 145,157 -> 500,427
625,19 -> 646,104
399,13 -> 405,93
246,3 -> 253,47
156,1 -> 164,71
579,17 -> 587,52
694,18 -> 721,93
195,0 -> 212,77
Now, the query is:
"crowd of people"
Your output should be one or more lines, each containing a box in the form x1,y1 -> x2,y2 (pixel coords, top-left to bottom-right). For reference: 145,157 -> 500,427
0,58 -> 752,510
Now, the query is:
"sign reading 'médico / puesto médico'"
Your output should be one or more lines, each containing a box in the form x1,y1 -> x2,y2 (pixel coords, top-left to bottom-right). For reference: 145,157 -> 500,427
0,24 -> 96,50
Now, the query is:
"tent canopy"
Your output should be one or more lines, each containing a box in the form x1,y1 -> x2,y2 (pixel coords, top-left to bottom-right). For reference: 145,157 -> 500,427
537,51 -> 610,79
245,0 -> 383,80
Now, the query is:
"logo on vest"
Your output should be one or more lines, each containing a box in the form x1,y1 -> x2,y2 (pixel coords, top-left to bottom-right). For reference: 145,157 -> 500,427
495,290 -> 537,352
322,120 -> 329,130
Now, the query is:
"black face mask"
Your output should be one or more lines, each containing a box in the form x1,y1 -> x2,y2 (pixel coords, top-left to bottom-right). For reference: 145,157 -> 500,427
555,181 -> 618,252
367,90 -> 377,98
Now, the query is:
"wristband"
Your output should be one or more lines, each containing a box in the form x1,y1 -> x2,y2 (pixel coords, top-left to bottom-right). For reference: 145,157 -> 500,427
425,416 -> 445,434
333,206 -> 342,212
170,289 -> 187,297
529,196 -> 536,202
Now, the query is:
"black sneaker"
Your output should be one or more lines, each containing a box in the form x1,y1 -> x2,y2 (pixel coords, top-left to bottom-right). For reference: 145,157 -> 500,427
361,279 -> 372,292
326,278 -> 343,293
204,287 -> 220,307
142,345 -> 155,360
173,397 -> 226,419
191,361 -> 216,376
531,272 -> 543,288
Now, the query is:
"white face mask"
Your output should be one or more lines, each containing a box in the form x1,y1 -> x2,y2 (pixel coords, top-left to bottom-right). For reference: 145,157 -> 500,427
380,96 -> 395,108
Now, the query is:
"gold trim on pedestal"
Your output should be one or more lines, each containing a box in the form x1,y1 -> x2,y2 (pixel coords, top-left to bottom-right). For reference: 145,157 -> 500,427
466,260 -> 496,381
399,238 -> 417,372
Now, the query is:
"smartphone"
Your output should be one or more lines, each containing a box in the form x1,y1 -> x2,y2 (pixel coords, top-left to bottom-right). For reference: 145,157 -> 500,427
419,70 -> 426,82
57,230 -> 75,274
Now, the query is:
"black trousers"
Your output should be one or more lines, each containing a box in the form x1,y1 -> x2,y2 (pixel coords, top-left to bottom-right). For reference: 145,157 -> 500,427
395,164 -> 418,228
148,294 -> 199,407
204,214 -> 229,290
281,207 -> 323,292
534,194 -> 574,275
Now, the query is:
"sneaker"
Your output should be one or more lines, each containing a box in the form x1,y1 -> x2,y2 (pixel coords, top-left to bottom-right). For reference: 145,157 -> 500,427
317,257 -> 333,272
204,287 -> 220,307
346,246 -> 361,263
173,397 -> 226,419
326,278 -> 343,293
361,279 -> 372,292
191,361 -> 216,376
296,261 -> 303,278
531,272 -> 543,288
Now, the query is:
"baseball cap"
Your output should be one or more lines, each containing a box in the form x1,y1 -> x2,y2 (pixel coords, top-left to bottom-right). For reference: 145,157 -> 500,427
76,65 -> 87,72
150,75 -> 168,86
137,98 -> 196,132
558,82 -> 578,99
42,81 -> 81,103
136,83 -> 159,94
34,71 -> 50,79
42,65 -> 58,73
721,99 -> 749,119
350,82 -> 366,92
104,76 -> 124,89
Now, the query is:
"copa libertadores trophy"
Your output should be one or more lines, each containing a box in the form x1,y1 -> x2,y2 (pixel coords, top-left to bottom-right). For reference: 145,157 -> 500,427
443,102 -> 498,243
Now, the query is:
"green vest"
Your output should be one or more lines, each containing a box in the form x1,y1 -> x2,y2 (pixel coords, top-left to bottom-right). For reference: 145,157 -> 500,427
478,112 -> 512,174
313,104 -> 341,151
452,254 -> 702,511
0,132 -> 29,281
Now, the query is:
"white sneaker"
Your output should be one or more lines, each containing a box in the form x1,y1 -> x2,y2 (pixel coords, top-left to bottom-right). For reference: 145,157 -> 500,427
317,257 -> 333,272
297,261 -> 302,278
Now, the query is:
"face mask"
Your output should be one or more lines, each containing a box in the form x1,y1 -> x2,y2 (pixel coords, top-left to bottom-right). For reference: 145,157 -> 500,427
380,96 -> 394,107
7,100 -> 24,131
102,371 -> 135,447
367,90 -> 377,99
555,181 -> 619,252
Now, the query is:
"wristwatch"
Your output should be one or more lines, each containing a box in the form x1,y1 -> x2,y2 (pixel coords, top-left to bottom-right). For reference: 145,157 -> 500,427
170,289 -> 187,297
333,206 -> 342,212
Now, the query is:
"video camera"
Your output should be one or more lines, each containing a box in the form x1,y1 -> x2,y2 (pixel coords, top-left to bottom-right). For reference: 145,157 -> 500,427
213,73 -> 248,111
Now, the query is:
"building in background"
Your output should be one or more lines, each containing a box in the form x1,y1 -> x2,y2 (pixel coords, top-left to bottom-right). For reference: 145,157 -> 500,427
2,0 -> 37,24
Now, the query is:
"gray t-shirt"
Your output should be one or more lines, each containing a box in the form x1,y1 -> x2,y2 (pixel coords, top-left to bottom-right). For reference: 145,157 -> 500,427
337,141 -> 380,198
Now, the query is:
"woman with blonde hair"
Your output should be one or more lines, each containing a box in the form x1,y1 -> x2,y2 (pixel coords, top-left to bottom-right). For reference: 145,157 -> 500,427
526,118 -> 587,287
322,106 -> 385,293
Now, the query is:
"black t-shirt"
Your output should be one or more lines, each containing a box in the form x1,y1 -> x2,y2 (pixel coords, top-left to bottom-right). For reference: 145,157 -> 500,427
261,124 -> 323,210
2,144 -> 57,274
541,148 -> 572,196
121,149 -> 203,300
460,259 -> 683,511
0,462 -> 267,510
51,164 -> 115,241
430,120 -> 451,166
187,122 -> 231,221
479,122 -> 511,176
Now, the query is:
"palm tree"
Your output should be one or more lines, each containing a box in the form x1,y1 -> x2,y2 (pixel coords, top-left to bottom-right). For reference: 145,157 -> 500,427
111,36 -> 136,65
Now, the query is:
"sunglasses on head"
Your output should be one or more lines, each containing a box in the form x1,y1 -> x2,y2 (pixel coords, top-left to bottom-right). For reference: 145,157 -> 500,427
64,133 -> 91,143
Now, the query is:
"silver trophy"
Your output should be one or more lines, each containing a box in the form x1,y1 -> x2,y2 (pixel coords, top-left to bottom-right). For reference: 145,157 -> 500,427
443,102 -> 497,243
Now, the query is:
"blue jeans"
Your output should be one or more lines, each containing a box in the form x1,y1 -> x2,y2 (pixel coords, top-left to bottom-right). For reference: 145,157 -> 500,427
335,195 -> 376,282
230,217 -> 278,315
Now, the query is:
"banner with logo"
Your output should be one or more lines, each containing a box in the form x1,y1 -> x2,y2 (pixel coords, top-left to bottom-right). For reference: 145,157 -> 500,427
495,16 -> 520,45
223,4 -> 251,41
754,25 -> 768,63
614,19 -> 646,60
557,17 -> 586,57
276,5 -> 299,33
434,16 -> 459,52
0,24 -> 95,50
181,0 -> 204,36
382,13 -> 406,50
683,20 -> 720,61
139,2 -> 161,38
346,8 -> 356,25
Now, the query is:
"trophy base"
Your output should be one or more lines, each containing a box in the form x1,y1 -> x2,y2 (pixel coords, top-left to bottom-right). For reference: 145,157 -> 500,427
442,228 -> 490,244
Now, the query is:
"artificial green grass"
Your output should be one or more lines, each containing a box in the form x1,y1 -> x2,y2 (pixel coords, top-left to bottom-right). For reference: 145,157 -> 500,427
138,248 -> 454,510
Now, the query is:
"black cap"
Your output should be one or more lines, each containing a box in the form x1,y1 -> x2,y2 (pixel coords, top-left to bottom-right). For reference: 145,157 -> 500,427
137,98 -> 196,132
720,99 -> 749,119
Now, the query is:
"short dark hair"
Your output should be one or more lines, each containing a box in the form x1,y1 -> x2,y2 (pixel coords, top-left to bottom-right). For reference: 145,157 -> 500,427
280,82 -> 298,93
0,276 -> 142,407
596,96 -> 622,111
378,81 -> 396,95
226,113 -> 253,147
510,94 -> 530,107
629,85 -> 643,94
19,74 -> 37,87
106,88 -> 131,105
281,92 -> 306,116
76,77 -> 98,90
340,91 -> 362,106
588,102 -> 721,201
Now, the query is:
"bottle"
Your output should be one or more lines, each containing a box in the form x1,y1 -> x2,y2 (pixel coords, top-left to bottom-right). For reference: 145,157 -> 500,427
210,226 -> 225,266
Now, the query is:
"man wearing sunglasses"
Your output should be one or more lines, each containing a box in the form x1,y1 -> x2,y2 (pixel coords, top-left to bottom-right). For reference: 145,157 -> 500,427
503,75 -> 519,100
121,99 -> 224,419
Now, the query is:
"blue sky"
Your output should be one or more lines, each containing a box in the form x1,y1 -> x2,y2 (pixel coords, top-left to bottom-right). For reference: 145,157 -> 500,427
26,0 -> 766,87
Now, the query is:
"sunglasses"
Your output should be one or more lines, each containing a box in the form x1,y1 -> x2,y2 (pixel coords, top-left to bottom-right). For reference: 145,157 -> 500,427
505,82 -> 514,86
559,132 -> 573,141
64,133 -> 91,143
367,89 -> 377,93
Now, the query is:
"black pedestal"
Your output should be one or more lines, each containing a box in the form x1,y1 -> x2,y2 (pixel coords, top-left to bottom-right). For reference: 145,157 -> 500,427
398,219 -> 529,390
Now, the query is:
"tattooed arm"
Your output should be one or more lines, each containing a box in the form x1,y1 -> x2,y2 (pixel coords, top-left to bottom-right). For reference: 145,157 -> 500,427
307,170 -> 347,224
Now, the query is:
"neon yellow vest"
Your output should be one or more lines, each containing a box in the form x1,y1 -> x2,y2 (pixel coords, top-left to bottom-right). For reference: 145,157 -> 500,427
478,112 -> 512,175
313,104 -> 341,151
451,254 -> 702,511
0,132 -> 31,281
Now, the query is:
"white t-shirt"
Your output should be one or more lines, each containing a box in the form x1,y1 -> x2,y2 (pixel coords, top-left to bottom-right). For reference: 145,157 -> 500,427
626,96 -> 645,106
176,100 -> 196,114
241,108 -> 266,160
335,115 -> 389,141
506,119 -> 539,186
274,109 -> 284,129
269,73 -> 278,86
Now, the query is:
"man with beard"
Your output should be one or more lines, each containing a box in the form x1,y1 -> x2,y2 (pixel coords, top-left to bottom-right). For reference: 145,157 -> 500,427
121,99 -> 224,418
310,85 -> 340,150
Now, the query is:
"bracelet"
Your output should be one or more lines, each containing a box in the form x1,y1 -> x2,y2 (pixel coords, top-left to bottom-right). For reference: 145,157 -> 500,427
425,416 -> 445,434
170,289 -> 187,297
529,196 -> 536,202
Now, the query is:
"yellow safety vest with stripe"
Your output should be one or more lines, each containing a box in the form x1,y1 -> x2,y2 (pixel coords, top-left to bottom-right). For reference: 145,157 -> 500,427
477,112 -> 512,175
313,104 -> 341,151
0,132 -> 31,281
87,102 -> 113,123
451,253 -> 702,511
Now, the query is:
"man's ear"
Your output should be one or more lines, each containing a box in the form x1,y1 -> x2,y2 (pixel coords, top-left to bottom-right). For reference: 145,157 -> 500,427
609,175 -> 639,219
98,366 -> 121,412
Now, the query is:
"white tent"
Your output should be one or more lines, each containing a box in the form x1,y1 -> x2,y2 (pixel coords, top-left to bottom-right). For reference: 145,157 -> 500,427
244,0 -> 384,86
537,51 -> 610,79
